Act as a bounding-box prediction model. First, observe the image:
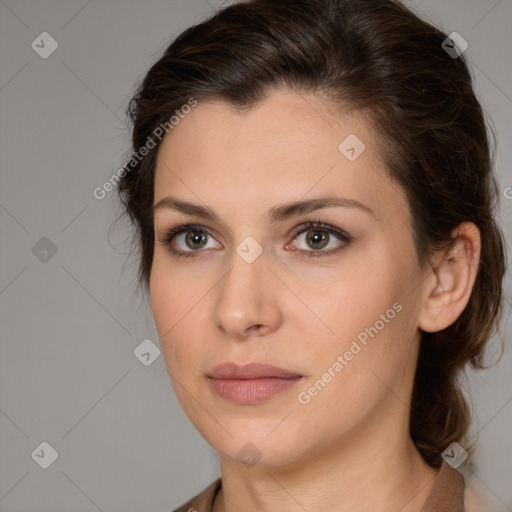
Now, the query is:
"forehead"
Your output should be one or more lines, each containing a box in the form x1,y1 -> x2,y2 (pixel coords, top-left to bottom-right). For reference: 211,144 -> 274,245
153,89 -> 407,224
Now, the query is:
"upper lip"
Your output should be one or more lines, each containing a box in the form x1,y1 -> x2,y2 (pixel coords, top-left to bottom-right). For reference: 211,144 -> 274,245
208,363 -> 303,380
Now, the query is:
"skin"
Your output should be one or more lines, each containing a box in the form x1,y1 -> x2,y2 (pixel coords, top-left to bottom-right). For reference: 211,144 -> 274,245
149,88 -> 481,512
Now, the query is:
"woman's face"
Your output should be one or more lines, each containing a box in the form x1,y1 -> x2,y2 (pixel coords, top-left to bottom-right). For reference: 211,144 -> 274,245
150,89 -> 428,468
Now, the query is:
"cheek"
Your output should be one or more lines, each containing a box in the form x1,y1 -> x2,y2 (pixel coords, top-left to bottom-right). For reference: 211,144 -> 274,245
295,303 -> 416,434
309,257 -> 398,344
149,260 -> 203,372
305,248 -> 417,379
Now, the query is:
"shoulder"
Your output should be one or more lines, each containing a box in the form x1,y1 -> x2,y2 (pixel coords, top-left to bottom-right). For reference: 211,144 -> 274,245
170,478 -> 222,512
464,473 -> 509,512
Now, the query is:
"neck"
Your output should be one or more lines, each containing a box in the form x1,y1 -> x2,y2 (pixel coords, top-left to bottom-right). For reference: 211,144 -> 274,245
213,399 -> 439,512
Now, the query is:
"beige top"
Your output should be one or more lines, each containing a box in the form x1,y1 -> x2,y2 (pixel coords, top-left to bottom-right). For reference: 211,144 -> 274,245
172,461 -> 466,512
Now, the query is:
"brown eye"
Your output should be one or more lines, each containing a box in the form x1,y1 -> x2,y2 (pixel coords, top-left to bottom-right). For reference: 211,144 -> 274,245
161,224 -> 222,258
288,221 -> 352,258
305,229 -> 330,250
184,230 -> 208,250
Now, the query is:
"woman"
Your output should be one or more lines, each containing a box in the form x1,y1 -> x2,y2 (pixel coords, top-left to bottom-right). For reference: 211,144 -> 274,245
116,0 -> 507,510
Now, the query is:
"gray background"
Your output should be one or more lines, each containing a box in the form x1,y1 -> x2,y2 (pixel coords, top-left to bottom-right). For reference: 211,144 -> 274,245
0,0 -> 511,511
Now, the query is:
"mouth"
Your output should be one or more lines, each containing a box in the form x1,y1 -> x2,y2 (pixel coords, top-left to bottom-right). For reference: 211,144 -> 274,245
208,363 -> 304,404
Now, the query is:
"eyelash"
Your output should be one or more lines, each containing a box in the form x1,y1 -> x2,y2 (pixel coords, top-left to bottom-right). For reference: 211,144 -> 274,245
159,221 -> 352,259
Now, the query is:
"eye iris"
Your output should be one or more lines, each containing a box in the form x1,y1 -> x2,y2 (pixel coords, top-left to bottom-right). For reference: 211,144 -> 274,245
306,230 -> 328,249
185,230 -> 207,249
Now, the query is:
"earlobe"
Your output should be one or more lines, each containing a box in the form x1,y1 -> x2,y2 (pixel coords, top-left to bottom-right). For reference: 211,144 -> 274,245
418,222 -> 481,333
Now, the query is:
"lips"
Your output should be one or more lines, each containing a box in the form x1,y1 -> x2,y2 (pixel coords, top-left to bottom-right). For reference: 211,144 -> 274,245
209,362 -> 302,380
208,363 -> 303,404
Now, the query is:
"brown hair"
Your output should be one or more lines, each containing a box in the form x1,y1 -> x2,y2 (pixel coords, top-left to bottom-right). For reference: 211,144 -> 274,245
116,0 -> 507,467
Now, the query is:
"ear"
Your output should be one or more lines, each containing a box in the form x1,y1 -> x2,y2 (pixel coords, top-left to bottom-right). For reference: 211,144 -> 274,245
418,222 -> 481,333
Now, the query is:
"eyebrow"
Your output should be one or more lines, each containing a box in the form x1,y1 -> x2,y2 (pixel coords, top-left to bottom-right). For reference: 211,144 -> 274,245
152,195 -> 375,226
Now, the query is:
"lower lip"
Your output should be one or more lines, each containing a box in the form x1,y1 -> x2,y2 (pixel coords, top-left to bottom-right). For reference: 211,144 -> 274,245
209,376 -> 303,404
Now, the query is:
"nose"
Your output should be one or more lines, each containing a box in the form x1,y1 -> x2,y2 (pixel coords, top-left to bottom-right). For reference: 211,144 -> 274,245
212,248 -> 283,340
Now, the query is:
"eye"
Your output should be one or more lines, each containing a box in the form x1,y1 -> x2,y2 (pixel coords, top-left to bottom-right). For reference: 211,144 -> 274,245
159,223 -> 222,258
286,221 -> 352,258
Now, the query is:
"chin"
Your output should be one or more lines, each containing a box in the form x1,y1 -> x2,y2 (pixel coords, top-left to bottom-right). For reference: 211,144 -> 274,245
193,416 -> 313,468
